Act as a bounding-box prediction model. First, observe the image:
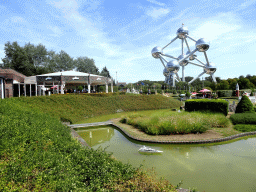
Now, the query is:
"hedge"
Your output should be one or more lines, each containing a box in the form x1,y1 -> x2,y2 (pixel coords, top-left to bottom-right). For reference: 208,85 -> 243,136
185,99 -> 229,116
234,124 -> 256,132
230,113 -> 256,125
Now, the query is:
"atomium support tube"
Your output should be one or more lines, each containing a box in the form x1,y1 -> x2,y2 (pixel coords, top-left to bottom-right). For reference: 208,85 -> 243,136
176,73 -> 181,81
159,55 -> 168,63
188,71 -> 206,84
184,38 -> 191,52
211,74 -> 217,83
187,61 -> 205,68
162,36 -> 178,50
182,39 -> 184,55
161,54 -> 179,60
194,57 -> 206,65
159,57 -> 169,71
179,48 -> 198,64
182,66 -> 185,82
185,35 -> 197,42
204,52 -> 210,66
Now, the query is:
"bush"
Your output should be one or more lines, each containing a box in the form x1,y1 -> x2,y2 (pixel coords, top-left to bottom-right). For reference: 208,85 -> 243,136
185,99 -> 229,116
186,91 -> 191,98
234,124 -> 256,132
217,90 -> 233,97
230,113 -> 256,125
235,95 -> 254,113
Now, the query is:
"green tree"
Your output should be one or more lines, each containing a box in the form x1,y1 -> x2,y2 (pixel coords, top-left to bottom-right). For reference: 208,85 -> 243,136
235,95 -> 254,113
238,78 -> 251,89
55,50 -> 74,71
75,57 -> 99,74
2,41 -> 35,76
100,66 -> 111,77
217,80 -> 229,90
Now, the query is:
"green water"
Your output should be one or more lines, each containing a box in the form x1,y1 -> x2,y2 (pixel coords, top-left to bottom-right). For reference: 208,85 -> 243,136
76,127 -> 256,192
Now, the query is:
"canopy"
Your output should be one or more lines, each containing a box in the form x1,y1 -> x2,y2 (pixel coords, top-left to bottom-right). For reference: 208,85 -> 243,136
199,89 -> 211,93
51,85 -> 58,89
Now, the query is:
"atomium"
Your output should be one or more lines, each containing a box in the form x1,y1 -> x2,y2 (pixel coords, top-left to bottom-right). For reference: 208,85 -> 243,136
151,24 -> 217,87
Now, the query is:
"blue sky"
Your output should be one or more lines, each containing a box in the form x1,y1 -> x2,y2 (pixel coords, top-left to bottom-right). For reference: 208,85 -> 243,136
0,0 -> 256,83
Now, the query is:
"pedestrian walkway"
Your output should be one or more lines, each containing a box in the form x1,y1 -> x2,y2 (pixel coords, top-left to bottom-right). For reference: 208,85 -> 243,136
69,120 -> 113,129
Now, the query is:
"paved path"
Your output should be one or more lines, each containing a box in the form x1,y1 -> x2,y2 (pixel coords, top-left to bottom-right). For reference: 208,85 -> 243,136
69,120 -> 113,129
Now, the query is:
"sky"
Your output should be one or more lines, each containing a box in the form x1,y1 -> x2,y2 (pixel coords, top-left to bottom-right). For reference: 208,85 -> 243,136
0,0 -> 256,83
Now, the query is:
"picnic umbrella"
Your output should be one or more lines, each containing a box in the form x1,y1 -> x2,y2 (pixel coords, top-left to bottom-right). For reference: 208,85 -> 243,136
51,85 -> 58,89
191,92 -> 198,95
199,89 -> 211,93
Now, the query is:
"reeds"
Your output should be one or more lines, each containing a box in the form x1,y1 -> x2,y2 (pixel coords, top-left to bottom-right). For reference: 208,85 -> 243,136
120,111 -> 230,135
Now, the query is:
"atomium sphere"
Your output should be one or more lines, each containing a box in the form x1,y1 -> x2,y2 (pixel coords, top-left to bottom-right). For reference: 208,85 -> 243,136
163,68 -> 169,76
166,60 -> 180,73
186,51 -> 197,60
151,46 -> 163,58
204,62 -> 216,74
176,26 -> 189,39
178,55 -> 189,66
196,38 -> 210,52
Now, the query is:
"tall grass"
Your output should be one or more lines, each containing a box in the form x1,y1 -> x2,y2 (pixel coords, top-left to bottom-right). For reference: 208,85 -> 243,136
120,111 -> 230,135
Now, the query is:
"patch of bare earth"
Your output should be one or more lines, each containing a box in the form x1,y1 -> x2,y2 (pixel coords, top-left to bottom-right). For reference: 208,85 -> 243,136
112,118 -> 223,142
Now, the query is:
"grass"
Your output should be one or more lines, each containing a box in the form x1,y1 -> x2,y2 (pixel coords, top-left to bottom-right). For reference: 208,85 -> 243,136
120,111 -> 230,135
14,94 -> 181,124
0,95 -> 178,191
76,108 -> 176,124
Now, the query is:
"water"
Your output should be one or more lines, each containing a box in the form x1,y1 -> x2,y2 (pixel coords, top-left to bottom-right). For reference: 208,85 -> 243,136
76,126 -> 256,192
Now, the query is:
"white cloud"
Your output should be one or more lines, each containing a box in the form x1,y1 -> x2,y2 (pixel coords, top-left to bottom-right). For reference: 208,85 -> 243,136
145,7 -> 170,19
11,16 -> 25,23
46,26 -> 63,37
147,0 -> 165,6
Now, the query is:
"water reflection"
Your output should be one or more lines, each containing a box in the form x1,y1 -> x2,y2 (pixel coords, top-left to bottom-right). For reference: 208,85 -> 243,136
76,127 -> 114,147
76,126 -> 256,192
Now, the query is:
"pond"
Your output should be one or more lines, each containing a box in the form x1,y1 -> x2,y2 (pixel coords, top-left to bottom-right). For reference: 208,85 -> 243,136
75,126 -> 256,192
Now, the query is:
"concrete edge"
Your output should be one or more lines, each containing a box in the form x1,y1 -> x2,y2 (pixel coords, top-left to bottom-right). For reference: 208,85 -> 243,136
69,121 -> 256,144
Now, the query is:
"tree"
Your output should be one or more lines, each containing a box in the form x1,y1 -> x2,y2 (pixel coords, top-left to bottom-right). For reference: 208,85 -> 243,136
217,80 -> 229,90
216,77 -> 221,83
235,95 -> 254,113
2,41 -> 35,76
54,50 -> 74,71
75,57 -> 99,74
100,66 -> 111,77
238,78 -> 251,89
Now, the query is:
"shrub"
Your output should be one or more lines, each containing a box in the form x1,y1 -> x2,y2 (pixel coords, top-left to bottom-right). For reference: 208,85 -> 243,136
235,95 -> 254,113
230,113 -> 256,125
234,124 -> 256,132
185,99 -> 229,116
217,90 -> 232,97
186,91 -> 191,98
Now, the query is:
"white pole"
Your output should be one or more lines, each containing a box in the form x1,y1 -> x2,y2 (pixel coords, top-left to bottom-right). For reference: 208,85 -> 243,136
18,83 -> 20,97
88,84 -> 91,93
106,84 -> 108,93
24,84 -> 26,97
43,81 -> 45,96
30,84 -> 31,97
35,83 -> 37,96
1,78 -> 3,99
